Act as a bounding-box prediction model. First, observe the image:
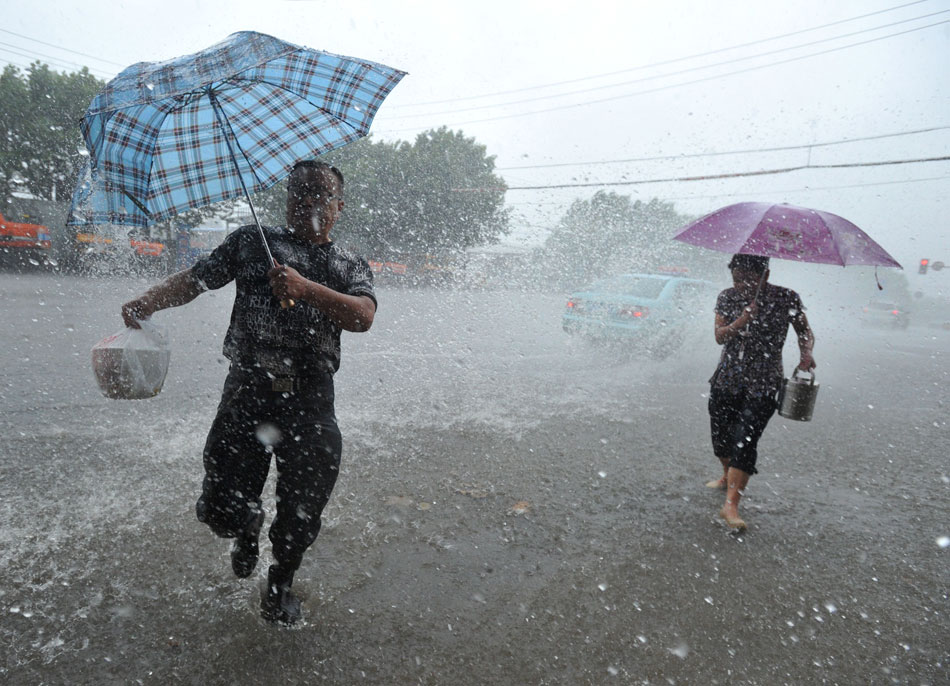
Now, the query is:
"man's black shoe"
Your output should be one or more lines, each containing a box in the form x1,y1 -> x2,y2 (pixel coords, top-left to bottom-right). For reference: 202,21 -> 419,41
230,508 -> 264,579
260,582 -> 302,625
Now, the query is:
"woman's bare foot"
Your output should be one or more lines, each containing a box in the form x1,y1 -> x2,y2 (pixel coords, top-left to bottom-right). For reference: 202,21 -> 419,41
705,476 -> 728,490
719,506 -> 747,531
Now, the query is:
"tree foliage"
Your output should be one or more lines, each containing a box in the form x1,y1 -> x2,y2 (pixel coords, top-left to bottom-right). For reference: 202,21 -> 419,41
0,63 -> 103,201
538,191 -> 720,288
249,127 -> 510,257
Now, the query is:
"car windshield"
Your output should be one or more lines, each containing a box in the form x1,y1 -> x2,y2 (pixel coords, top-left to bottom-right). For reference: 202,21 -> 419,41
592,276 -> 667,299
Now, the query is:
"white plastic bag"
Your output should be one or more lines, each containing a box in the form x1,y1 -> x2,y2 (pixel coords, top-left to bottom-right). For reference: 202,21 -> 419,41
91,320 -> 171,399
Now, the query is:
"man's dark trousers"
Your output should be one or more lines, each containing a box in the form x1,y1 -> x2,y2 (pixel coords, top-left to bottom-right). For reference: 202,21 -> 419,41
196,366 -> 342,573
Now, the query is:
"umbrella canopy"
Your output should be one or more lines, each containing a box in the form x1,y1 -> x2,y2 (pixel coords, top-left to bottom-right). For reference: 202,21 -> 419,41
68,31 -> 406,228
672,202 -> 901,269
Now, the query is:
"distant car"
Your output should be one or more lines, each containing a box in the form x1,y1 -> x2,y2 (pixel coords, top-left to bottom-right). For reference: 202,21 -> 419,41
562,271 -> 716,357
860,300 -> 910,329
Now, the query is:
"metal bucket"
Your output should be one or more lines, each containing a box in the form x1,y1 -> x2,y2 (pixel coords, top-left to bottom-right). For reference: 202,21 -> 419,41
778,369 -> 819,422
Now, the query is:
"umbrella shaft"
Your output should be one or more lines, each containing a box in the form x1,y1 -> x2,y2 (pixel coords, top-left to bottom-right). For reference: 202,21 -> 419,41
207,90 -> 275,266
740,271 -> 767,339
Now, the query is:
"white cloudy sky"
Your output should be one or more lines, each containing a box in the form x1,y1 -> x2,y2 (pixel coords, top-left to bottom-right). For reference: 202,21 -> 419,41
4,0 -> 949,287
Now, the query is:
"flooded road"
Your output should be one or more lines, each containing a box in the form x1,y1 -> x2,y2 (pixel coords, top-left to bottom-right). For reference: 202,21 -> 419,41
2,271 -> 948,685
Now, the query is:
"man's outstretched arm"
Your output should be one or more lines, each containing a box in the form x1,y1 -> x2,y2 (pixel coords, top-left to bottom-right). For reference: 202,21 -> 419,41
122,268 -> 204,328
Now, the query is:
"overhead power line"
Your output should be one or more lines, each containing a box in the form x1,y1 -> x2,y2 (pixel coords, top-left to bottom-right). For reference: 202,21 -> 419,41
379,20 -> 948,134
0,28 -> 127,68
658,174 -> 950,202
453,156 -> 950,191
507,174 -> 949,235
505,173 -> 950,236
386,10 -> 948,121
508,174 -> 950,208
497,125 -> 950,170
0,43 -> 113,78
393,0 -> 932,108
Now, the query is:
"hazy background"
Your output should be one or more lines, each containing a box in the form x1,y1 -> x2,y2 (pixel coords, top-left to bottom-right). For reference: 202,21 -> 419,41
2,4 -> 948,680
3,0 -> 948,288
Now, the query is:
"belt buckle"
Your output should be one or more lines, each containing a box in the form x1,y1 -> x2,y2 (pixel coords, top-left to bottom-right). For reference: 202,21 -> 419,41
271,377 -> 294,392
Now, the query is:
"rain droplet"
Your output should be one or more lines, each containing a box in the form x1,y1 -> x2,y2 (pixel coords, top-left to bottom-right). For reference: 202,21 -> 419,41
607,666 -> 619,676
669,643 -> 689,659
937,536 -> 950,549
824,603 -> 837,614
598,583 -> 608,592
598,471 -> 607,479
255,423 -> 281,446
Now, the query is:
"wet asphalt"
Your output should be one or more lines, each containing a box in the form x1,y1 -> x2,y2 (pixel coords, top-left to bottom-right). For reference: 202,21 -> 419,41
1,270 -> 947,685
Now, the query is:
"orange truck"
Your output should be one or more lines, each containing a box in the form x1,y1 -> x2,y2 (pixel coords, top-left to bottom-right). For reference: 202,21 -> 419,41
0,211 -> 52,265
129,237 -> 165,257
75,231 -> 165,259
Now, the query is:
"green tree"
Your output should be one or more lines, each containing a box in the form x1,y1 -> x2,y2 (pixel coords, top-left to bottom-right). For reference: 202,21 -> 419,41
0,63 -> 103,201
249,127 -> 509,257
538,191 -> 717,288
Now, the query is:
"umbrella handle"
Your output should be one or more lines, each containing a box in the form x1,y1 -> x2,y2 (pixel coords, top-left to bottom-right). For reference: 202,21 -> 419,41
740,270 -> 768,335
272,259 -> 295,309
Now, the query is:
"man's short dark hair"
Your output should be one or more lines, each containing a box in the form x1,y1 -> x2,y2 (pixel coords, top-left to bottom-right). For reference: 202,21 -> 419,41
291,160 -> 344,192
728,253 -> 769,274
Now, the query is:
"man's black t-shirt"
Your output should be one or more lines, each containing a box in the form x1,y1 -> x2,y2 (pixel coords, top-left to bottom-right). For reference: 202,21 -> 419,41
191,225 -> 376,375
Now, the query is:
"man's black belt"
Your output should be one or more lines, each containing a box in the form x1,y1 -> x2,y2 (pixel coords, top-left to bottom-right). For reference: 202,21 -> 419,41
230,363 -> 331,393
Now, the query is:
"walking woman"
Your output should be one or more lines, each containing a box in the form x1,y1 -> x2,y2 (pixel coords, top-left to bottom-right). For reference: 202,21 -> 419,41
706,254 -> 815,530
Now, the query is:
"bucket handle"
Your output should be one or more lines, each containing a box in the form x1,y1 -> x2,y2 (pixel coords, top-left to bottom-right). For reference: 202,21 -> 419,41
791,367 -> 815,384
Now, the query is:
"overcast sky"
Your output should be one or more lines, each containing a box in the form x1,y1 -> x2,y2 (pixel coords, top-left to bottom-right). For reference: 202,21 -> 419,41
4,0 -> 949,290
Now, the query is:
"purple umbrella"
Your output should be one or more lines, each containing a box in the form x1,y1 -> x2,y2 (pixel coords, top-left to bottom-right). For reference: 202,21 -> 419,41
672,202 -> 901,269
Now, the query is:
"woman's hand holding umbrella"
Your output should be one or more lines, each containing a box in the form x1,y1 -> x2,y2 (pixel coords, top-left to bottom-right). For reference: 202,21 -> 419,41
715,301 -> 758,344
737,301 -> 758,331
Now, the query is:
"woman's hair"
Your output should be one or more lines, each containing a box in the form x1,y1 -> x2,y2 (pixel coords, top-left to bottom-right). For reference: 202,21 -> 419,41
728,253 -> 769,273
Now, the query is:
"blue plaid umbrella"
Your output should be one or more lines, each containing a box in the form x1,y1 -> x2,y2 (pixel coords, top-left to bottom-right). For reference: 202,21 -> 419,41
68,31 -> 405,262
